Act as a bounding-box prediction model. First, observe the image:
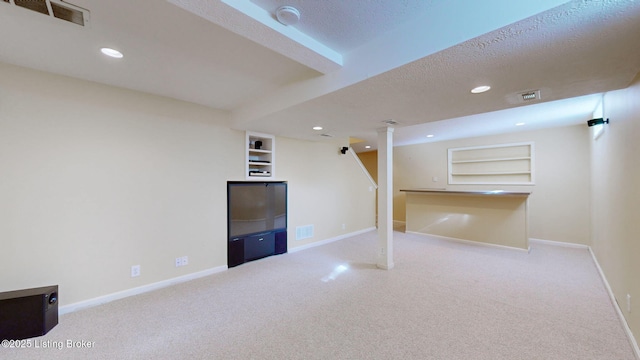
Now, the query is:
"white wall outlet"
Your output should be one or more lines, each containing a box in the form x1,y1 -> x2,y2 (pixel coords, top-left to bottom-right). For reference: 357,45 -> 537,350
175,256 -> 189,267
341,223 -> 346,230
432,176 -> 438,182
131,265 -> 141,277
627,294 -> 632,313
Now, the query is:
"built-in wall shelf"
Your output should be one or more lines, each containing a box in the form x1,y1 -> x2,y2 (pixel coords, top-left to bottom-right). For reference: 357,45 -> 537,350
451,171 -> 532,176
246,131 -> 275,180
451,156 -> 531,164
448,142 -> 534,185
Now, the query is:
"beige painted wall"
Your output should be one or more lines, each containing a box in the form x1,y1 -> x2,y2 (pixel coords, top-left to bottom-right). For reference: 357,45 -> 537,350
0,63 -> 375,306
590,76 -> 640,346
372,125 -> 591,245
278,139 -> 376,247
357,151 -> 378,183
405,192 -> 529,249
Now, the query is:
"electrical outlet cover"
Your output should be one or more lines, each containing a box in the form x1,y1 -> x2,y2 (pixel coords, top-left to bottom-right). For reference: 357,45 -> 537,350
627,294 -> 632,313
131,265 -> 141,277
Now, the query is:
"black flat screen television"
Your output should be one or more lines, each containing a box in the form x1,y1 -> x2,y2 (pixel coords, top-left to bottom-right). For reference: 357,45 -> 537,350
227,181 -> 287,239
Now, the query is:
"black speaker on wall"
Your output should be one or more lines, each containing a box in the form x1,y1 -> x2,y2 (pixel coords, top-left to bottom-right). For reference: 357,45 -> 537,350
0,285 -> 58,340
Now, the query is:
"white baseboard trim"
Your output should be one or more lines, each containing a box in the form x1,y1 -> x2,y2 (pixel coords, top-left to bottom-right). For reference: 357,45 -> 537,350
406,231 -> 530,253
289,227 -> 376,253
528,238 -> 590,249
59,265 -> 228,315
393,220 -> 406,228
59,227 -> 376,315
588,248 -> 640,359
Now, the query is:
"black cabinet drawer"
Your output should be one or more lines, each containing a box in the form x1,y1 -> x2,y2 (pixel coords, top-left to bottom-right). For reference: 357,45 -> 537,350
228,237 -> 245,268
274,230 -> 287,254
244,232 -> 275,261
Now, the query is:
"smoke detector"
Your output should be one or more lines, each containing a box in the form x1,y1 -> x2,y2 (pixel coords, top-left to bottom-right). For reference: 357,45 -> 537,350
276,5 -> 300,26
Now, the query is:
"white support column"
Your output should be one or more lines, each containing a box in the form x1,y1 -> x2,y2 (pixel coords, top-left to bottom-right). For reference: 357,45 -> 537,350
377,127 -> 394,270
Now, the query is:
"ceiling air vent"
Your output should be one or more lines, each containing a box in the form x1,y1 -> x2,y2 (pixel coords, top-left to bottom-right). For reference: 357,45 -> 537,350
51,1 -> 86,26
319,133 -> 334,138
520,90 -> 540,101
382,119 -> 399,125
8,0 -> 89,27
15,0 -> 49,15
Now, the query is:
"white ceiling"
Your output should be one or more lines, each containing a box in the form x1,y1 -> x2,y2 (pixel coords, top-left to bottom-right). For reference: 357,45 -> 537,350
1,0 -> 639,152
249,0 -> 437,53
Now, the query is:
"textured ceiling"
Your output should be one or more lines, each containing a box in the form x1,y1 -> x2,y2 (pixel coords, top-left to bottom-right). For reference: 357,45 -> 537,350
249,0 -> 436,53
0,0 -> 639,152
237,0 -> 640,150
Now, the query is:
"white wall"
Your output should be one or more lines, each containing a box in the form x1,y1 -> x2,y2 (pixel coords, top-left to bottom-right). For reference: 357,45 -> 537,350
0,62 -> 376,306
590,76 -> 640,346
393,124 -> 591,245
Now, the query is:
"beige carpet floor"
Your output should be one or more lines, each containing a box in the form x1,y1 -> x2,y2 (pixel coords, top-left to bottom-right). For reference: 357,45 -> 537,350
2,230 -> 636,359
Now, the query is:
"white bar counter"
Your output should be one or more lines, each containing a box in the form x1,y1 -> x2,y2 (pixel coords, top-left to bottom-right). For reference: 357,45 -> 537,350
400,189 -> 531,250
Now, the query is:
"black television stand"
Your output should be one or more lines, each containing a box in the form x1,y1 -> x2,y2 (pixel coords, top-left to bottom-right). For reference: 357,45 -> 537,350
228,229 -> 287,267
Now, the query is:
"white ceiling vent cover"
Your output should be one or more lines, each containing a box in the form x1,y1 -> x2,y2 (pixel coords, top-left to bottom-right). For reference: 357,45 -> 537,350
8,0 -> 90,27
520,90 -> 541,102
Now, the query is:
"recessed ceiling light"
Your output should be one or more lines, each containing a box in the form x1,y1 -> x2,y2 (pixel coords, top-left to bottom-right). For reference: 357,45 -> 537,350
101,47 -> 123,58
426,134 -> 434,138
312,126 -> 323,131
471,85 -> 491,94
365,145 -> 371,149
515,122 -> 526,126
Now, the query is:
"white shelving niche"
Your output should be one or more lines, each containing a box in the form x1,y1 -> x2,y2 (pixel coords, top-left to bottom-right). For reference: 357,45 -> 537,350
246,131 -> 275,180
448,142 -> 535,185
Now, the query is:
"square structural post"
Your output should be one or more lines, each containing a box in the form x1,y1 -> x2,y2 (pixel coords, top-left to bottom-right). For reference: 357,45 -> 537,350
377,127 -> 394,270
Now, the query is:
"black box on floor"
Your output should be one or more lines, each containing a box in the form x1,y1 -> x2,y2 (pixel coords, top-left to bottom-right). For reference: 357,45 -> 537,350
0,285 -> 58,340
